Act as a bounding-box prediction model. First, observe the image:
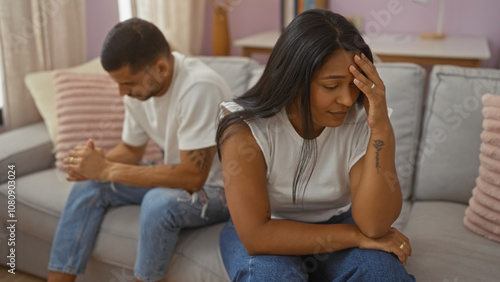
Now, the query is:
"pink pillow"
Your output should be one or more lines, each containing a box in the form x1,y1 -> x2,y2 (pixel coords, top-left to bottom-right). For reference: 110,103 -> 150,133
53,71 -> 163,171
464,94 -> 500,243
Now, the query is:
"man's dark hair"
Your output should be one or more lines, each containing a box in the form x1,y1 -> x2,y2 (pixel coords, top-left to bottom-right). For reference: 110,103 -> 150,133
100,17 -> 171,73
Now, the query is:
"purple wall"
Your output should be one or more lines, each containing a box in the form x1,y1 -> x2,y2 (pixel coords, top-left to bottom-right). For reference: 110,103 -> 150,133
202,0 -> 500,68
202,0 -> 281,61
327,0 -> 500,68
87,0 -> 499,68
86,0 -> 119,61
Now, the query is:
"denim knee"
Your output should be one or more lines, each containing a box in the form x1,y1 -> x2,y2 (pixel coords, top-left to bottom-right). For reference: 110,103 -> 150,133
233,255 -> 308,282
140,188 -> 187,230
346,249 -> 415,282
66,180 -> 108,208
221,221 -> 308,282
70,180 -> 101,196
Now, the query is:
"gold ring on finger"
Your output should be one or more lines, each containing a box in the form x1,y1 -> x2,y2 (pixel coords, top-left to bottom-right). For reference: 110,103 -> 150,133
371,83 -> 376,89
70,157 -> 74,163
400,243 -> 405,249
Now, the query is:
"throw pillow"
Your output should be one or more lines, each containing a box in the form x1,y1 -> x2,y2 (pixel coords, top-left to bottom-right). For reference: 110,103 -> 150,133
25,58 -> 107,145
53,70 -> 163,171
464,93 -> 500,243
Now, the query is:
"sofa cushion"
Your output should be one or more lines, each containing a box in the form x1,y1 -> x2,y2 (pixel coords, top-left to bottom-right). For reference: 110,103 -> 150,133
52,71 -> 163,170
247,66 -> 265,90
392,200 -> 413,231
414,66 -> 500,203
404,202 -> 500,281
464,94 -> 500,243
0,122 -> 54,183
0,169 -> 71,243
376,63 -> 427,200
197,56 -> 260,97
25,58 -> 106,145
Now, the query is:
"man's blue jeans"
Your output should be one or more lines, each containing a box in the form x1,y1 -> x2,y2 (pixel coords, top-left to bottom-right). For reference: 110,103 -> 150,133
48,180 -> 229,281
220,210 -> 416,281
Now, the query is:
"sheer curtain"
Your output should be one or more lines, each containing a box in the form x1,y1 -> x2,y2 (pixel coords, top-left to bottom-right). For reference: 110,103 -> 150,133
118,0 -> 206,56
0,43 -> 4,110
0,0 -> 86,130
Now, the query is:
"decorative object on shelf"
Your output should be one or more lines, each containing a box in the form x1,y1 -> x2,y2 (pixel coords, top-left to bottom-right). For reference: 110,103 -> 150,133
281,0 -> 329,31
413,0 -> 446,39
211,0 -> 243,56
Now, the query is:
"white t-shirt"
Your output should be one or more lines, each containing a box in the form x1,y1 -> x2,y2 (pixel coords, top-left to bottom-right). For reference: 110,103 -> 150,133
122,52 -> 232,187
222,101 -> 371,223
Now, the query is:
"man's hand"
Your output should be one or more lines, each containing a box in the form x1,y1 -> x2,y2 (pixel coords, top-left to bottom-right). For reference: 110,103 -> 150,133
64,139 -> 110,181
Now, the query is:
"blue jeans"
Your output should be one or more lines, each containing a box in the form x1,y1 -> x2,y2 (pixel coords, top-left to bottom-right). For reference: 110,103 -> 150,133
49,180 -> 229,281
220,210 -> 416,282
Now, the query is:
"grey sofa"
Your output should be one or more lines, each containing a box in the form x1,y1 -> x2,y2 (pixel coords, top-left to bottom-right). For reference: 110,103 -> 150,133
1,57 -> 500,281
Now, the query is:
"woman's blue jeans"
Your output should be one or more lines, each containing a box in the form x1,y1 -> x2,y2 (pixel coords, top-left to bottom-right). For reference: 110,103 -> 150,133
48,180 -> 229,281
220,210 -> 416,281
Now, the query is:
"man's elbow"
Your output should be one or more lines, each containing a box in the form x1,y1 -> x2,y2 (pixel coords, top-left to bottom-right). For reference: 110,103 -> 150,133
185,172 -> 209,192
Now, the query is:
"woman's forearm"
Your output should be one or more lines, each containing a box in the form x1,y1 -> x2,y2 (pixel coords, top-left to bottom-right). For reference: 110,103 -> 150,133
352,124 -> 402,238
238,219 -> 363,256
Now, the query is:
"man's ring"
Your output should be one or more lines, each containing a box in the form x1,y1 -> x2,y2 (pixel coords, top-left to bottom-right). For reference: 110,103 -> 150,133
371,83 -> 375,89
400,242 -> 406,249
70,157 -> 74,163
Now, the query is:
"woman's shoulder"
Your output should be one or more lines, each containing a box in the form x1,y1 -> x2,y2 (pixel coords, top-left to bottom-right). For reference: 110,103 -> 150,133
220,101 -> 275,128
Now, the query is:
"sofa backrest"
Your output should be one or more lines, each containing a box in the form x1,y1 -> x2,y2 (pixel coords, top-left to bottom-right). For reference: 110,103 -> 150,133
197,56 -> 260,98
376,63 -> 427,200
414,65 -> 500,204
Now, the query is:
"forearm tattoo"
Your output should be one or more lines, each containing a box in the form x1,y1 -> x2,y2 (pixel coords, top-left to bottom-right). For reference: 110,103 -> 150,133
373,140 -> 385,174
187,149 -> 212,172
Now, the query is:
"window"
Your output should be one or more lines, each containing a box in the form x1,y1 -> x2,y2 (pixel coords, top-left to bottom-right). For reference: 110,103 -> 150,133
117,0 -> 133,21
0,44 -> 4,126
0,49 -> 3,110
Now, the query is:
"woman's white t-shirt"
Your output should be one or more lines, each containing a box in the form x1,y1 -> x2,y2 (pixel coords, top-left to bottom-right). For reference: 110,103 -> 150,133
222,101 -> 371,223
122,52 -> 232,187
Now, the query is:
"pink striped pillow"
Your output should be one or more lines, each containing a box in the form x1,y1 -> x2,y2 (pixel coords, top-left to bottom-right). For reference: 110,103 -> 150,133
53,71 -> 163,170
464,94 -> 500,243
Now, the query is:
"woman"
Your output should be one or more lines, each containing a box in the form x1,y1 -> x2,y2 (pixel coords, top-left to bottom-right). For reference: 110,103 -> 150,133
216,9 -> 415,281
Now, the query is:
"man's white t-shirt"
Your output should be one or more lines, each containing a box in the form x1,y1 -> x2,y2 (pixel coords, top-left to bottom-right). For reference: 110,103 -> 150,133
122,52 -> 232,187
222,101 -> 371,223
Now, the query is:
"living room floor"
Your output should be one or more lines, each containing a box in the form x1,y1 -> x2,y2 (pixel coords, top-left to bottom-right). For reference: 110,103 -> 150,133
0,266 -> 43,281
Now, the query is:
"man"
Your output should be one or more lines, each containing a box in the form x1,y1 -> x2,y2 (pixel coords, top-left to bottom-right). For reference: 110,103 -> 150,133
48,18 -> 231,282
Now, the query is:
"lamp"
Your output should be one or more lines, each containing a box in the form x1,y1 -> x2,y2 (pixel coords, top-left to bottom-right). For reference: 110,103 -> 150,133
413,0 -> 446,39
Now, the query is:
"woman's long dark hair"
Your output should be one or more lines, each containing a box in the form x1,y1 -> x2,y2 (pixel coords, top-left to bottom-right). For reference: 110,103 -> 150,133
216,9 -> 373,204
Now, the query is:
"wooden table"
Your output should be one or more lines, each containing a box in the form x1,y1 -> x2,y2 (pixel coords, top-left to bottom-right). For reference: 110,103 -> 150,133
234,30 -> 491,68
364,33 -> 490,68
233,30 -> 280,57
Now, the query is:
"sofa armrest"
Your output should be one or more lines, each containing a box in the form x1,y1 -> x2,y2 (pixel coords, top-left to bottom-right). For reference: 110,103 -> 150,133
0,122 -> 54,183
